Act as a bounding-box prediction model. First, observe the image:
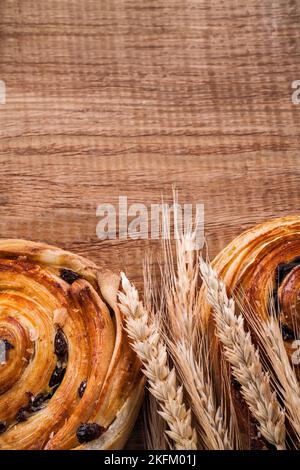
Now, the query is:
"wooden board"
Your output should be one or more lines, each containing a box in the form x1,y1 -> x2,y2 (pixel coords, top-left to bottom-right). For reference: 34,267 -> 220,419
0,0 -> 300,450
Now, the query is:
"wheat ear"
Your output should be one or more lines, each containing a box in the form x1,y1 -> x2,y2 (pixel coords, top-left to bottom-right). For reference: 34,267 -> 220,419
257,316 -> 300,443
144,392 -> 169,450
199,258 -> 286,450
170,340 -> 233,449
118,272 -> 198,450
160,234 -> 233,449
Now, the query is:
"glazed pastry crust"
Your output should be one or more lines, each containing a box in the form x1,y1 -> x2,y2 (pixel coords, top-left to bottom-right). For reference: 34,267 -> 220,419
199,215 -> 300,448
201,215 -> 300,320
0,239 -> 144,450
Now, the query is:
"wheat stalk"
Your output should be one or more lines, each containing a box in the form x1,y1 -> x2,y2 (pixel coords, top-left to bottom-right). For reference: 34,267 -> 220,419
199,258 -> 286,450
118,272 -> 198,450
144,392 -> 169,450
163,235 -> 200,343
170,340 -> 233,449
250,314 -> 300,444
158,233 -> 233,449
237,290 -> 300,446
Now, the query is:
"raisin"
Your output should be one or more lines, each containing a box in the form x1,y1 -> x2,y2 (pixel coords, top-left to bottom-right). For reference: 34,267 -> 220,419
60,269 -> 80,285
249,421 -> 268,450
76,423 -> 104,443
231,377 -> 241,391
0,421 -> 7,434
78,380 -> 87,398
250,437 -> 268,450
49,367 -> 66,389
271,256 -> 300,316
3,340 -> 14,351
276,257 -> 300,285
54,329 -> 68,359
30,393 -> 47,411
281,323 -> 295,341
15,392 -> 49,422
16,407 -> 29,423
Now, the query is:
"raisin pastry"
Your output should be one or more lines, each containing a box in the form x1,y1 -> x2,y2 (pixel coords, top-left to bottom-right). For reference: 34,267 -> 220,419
0,240 -> 144,450
199,216 -> 300,449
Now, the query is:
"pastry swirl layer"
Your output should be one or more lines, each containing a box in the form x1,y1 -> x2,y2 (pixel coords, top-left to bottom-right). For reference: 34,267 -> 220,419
0,240 -> 143,450
200,216 -> 300,449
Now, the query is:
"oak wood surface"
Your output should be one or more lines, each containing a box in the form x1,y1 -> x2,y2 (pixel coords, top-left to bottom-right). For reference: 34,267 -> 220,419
0,0 -> 300,450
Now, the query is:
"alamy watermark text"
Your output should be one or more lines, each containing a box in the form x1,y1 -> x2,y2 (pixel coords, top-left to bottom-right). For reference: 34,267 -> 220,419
96,196 -> 204,250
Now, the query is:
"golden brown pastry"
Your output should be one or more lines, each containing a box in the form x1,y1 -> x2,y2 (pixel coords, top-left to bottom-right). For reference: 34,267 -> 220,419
199,216 -> 300,449
0,240 -> 144,450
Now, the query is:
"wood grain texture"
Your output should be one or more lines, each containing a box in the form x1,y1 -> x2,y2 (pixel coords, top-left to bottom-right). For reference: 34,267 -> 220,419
0,0 -> 300,450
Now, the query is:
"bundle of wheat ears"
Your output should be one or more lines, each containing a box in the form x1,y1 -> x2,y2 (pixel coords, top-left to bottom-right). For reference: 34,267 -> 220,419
118,219 -> 300,450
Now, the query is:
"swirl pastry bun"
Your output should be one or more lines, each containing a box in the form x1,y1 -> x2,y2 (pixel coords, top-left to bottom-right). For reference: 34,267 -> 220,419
200,216 -> 300,448
0,240 -> 144,450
